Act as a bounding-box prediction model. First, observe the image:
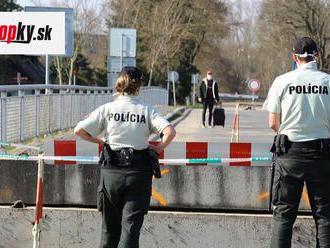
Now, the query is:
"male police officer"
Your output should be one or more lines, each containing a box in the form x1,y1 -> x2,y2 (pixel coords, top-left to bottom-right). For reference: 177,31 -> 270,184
264,37 -> 330,247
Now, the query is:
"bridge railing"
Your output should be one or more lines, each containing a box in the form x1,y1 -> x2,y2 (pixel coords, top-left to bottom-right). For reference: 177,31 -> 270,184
0,84 -> 168,142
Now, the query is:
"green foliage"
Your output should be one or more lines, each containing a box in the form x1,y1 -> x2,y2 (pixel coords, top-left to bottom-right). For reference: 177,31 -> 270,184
0,1 -> 23,84
94,68 -> 108,87
0,0 -> 22,11
107,0 -> 229,104
51,53 -> 106,86
173,43 -> 199,104
74,54 -> 94,85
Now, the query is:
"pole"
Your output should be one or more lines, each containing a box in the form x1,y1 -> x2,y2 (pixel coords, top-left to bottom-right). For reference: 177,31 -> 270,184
32,157 -> 44,248
17,72 -> 21,85
193,83 -> 196,105
73,72 -> 76,86
166,68 -> 170,104
231,104 -> 240,142
45,55 -> 50,94
120,34 -> 124,71
237,104 -> 240,142
172,80 -> 176,106
45,55 -> 50,85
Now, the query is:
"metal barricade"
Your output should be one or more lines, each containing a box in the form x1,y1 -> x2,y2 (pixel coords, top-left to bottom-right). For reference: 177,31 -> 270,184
0,84 -> 168,142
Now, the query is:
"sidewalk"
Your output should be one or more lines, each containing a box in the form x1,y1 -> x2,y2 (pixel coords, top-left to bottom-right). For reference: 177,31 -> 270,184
173,107 -> 273,143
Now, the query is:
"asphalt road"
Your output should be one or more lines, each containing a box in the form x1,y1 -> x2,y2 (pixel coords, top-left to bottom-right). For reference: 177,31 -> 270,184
173,106 -> 274,144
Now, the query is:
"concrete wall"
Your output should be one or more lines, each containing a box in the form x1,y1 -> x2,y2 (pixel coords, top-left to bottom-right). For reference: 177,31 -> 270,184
0,207 -> 316,248
0,161 -> 310,210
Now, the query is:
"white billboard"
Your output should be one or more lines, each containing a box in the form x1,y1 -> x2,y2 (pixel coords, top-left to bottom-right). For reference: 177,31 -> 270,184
109,28 -> 136,57
0,12 -> 65,55
25,7 -> 74,57
108,57 -> 136,72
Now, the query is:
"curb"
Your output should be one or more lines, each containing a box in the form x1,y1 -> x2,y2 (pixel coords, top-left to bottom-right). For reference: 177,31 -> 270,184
164,107 -> 186,122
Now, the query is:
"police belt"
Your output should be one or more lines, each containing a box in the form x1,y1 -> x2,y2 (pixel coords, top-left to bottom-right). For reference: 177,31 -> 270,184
105,149 -> 149,169
289,138 -> 330,150
99,143 -> 150,169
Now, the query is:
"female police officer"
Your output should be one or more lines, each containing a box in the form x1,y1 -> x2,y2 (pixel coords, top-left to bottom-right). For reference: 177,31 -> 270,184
74,66 -> 176,248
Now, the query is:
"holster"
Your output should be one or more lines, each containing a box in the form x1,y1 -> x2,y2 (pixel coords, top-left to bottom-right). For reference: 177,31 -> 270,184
99,143 -> 134,167
269,134 -> 289,213
99,144 -> 162,178
270,134 -> 290,156
149,149 -> 161,179
99,143 -> 110,165
320,139 -> 330,153
268,154 -> 276,213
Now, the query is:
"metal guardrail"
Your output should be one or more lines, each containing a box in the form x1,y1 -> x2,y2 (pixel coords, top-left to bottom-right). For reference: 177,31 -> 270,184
0,84 -> 168,142
0,84 -> 113,92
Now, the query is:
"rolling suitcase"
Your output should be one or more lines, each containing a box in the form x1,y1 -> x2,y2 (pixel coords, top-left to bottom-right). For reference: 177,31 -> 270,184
213,106 -> 225,127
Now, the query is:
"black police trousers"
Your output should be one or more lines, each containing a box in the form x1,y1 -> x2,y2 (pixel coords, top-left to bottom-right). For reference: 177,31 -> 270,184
98,168 -> 152,248
271,146 -> 330,248
202,99 -> 214,126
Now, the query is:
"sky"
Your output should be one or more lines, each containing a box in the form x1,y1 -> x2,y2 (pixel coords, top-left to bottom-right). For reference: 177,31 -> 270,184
16,0 -> 46,7
16,0 -> 103,8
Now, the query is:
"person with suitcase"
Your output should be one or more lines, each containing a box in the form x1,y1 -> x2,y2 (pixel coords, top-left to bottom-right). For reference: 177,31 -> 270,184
198,70 -> 220,128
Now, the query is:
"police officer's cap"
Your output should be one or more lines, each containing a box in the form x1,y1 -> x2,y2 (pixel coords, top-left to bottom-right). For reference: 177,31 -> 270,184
293,37 -> 318,57
121,66 -> 143,82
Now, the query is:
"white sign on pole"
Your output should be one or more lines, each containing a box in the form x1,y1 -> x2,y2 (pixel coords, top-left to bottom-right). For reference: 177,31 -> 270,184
167,71 -> 179,106
109,28 -> 136,57
108,72 -> 119,89
25,7 -> 74,57
191,74 -> 199,105
0,12 -> 65,55
191,74 -> 200,84
168,71 -> 179,82
108,57 -> 136,72
248,79 -> 260,93
108,28 -> 137,88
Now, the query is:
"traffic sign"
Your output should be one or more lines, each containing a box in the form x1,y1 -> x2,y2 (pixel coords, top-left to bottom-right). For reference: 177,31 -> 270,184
191,74 -> 200,84
248,79 -> 260,92
168,71 -> 179,82
108,57 -> 136,72
109,28 -> 137,57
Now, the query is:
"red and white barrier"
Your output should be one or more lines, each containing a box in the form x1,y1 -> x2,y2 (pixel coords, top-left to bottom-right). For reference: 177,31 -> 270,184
231,104 -> 240,142
45,140 -> 272,166
32,157 -> 44,248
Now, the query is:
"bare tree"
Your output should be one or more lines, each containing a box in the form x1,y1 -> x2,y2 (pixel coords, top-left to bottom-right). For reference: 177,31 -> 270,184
105,0 -> 228,86
36,0 -> 105,84
258,0 -> 330,70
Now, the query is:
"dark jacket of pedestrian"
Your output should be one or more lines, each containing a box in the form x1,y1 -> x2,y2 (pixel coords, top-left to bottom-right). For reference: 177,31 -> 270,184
199,78 -> 220,103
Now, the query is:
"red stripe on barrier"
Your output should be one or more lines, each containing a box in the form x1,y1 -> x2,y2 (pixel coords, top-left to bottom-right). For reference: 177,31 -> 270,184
34,177 -> 43,224
54,140 -> 76,165
230,143 -> 251,166
186,142 -> 208,166
149,141 -> 164,165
